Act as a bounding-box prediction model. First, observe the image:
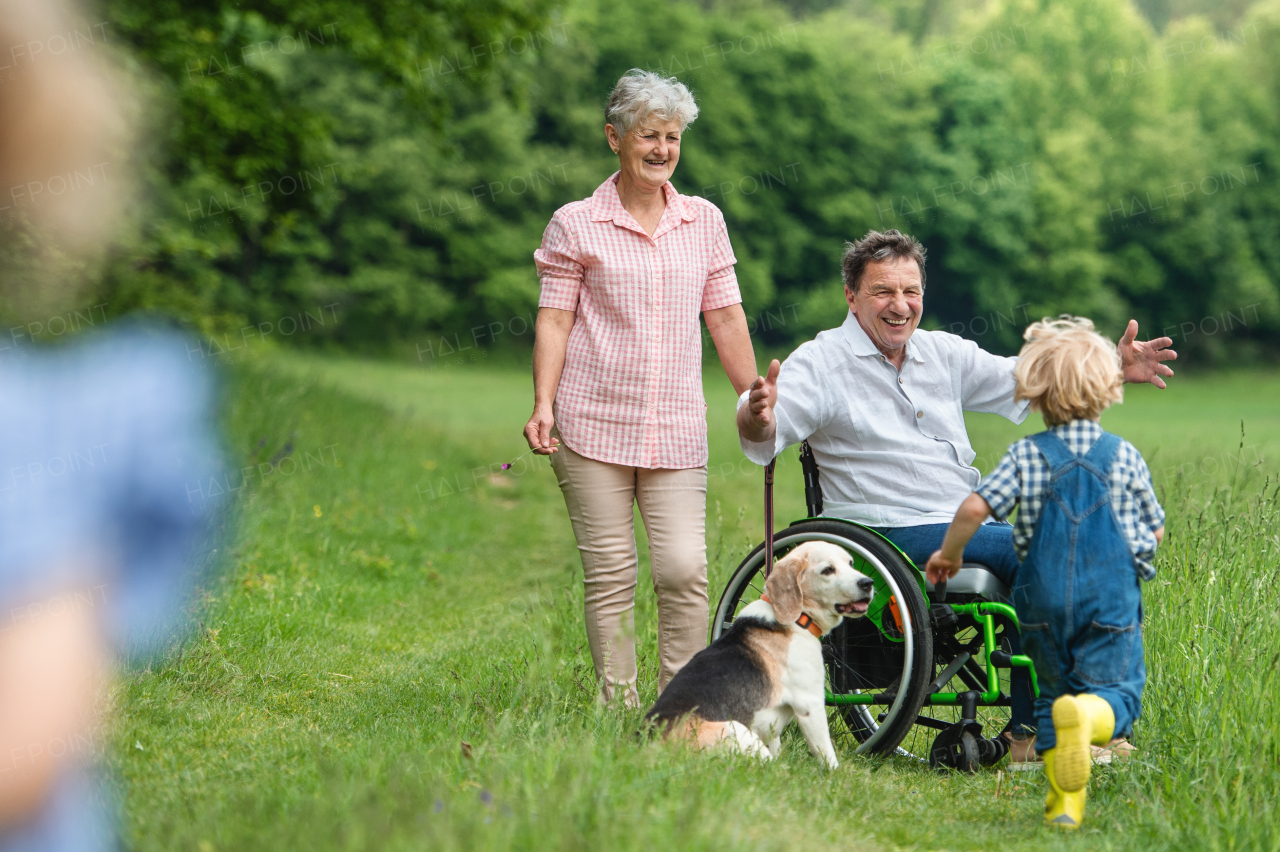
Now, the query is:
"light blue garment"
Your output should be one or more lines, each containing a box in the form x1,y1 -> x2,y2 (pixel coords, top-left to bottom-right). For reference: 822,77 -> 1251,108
0,323 -> 224,851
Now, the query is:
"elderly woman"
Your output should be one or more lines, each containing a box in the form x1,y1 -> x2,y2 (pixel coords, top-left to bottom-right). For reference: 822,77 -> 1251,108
524,69 -> 757,707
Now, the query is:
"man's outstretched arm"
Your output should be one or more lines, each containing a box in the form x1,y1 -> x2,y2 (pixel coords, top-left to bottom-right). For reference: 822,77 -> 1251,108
1118,319 -> 1177,388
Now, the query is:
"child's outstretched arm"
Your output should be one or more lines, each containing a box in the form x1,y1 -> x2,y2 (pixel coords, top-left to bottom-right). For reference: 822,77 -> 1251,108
925,493 -> 994,585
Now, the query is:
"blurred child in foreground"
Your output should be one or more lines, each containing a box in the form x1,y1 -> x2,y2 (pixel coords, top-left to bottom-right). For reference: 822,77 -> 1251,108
0,1 -> 225,849
926,316 -> 1165,829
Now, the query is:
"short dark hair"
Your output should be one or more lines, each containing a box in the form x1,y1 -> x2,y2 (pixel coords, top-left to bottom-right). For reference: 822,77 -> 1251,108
841,229 -> 927,293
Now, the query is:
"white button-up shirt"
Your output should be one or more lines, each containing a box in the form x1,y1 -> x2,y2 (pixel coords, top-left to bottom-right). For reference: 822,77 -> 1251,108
739,311 -> 1030,526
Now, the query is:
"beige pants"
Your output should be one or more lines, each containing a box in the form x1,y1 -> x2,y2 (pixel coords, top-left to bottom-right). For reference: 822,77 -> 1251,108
551,442 -> 709,707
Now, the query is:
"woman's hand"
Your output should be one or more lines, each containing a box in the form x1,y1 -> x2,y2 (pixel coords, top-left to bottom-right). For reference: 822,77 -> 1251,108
523,405 -> 560,455
925,549 -> 962,585
527,308 -> 574,456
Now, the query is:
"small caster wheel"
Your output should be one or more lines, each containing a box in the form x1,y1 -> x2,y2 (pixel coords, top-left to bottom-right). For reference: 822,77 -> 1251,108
930,726 -> 981,773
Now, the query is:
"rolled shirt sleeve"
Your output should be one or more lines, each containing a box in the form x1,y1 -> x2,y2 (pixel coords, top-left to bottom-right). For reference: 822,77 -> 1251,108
700,206 -> 742,311
534,211 -> 583,311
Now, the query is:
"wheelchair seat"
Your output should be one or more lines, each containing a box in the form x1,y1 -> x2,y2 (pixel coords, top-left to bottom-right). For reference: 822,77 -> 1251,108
924,563 -> 1010,602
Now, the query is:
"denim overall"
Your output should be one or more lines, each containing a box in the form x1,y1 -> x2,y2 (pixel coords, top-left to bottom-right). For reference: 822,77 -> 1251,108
1012,431 -> 1146,750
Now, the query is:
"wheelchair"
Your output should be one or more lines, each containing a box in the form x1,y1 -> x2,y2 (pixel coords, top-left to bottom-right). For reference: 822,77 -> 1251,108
711,442 -> 1040,771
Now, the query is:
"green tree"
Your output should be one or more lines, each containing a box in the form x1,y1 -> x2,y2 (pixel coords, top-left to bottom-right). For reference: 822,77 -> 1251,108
77,0 -> 1280,362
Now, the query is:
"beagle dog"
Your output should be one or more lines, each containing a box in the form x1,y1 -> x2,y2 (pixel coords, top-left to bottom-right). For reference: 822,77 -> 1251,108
646,541 -> 873,769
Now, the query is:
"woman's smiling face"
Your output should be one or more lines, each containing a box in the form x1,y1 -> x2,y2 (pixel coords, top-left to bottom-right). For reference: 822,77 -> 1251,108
606,116 -> 682,191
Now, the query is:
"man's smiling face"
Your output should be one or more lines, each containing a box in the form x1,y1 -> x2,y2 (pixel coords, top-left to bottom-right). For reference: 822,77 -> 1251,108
846,257 -> 924,364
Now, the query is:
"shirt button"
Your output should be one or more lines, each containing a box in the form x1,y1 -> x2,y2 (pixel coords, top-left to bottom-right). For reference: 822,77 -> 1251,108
899,377 -> 903,384
917,411 -> 923,418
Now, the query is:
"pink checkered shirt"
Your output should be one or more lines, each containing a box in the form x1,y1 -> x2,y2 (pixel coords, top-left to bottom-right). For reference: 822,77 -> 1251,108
535,172 -> 742,469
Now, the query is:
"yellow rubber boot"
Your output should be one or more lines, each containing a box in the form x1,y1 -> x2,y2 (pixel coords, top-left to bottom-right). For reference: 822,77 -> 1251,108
1051,694 -> 1116,793
1042,749 -> 1086,828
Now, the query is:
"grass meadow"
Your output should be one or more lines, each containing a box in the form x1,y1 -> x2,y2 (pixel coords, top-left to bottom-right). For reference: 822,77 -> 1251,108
107,350 -> 1280,851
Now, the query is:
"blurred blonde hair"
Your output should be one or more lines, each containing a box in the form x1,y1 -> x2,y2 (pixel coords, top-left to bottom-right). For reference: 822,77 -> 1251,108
0,0 -> 130,241
0,0 -> 133,319
1014,316 -> 1123,426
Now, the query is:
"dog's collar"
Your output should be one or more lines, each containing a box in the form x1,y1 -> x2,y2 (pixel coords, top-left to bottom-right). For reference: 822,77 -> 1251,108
759,594 -> 824,639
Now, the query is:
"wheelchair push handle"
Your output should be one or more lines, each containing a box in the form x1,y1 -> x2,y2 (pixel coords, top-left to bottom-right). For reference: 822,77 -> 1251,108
763,458 -> 775,578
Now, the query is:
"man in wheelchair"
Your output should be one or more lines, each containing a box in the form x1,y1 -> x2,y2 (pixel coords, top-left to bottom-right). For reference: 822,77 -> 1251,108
736,229 -> 1176,764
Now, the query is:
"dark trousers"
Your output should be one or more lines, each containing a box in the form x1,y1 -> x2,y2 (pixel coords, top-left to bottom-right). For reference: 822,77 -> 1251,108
869,522 -> 1036,737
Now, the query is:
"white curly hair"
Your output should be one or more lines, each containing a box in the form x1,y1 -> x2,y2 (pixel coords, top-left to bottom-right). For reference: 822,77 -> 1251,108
605,68 -> 699,135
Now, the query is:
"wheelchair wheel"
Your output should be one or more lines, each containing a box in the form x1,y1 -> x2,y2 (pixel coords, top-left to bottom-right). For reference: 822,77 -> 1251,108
711,519 -> 934,756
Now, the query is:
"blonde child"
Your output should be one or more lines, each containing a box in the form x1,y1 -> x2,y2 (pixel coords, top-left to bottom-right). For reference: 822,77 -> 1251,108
926,316 -> 1166,828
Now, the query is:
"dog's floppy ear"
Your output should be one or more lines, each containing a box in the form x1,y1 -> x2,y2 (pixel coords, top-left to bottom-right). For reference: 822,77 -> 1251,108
765,545 -> 807,625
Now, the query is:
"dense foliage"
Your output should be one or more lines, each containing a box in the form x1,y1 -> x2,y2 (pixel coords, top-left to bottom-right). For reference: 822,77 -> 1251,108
93,0 -> 1280,359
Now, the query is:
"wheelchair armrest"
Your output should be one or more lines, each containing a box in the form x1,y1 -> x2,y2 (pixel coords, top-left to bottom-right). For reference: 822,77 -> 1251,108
925,563 -> 1010,602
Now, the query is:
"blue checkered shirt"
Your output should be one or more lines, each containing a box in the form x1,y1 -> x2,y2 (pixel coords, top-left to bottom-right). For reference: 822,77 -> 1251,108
976,420 -> 1165,580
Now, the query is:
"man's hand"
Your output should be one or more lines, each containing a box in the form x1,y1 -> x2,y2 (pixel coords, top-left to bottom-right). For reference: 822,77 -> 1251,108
738,359 -> 780,443
1118,320 -> 1177,389
523,405 -> 559,455
924,550 -> 963,586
